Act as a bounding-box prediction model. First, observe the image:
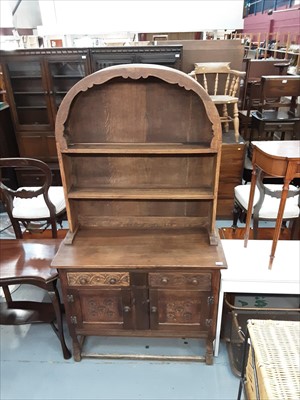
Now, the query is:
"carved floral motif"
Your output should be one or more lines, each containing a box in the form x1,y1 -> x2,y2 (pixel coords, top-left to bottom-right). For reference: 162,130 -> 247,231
67,272 -> 129,286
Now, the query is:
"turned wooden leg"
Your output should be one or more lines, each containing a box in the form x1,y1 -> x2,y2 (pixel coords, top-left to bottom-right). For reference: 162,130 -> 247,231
222,104 -> 229,133
233,103 -> 240,142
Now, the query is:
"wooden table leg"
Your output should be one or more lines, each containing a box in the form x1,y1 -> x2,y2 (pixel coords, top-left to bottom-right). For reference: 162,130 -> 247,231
268,172 -> 296,268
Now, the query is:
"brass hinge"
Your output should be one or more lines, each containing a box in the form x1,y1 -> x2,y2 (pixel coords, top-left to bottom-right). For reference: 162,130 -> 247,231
207,296 -> 214,305
206,319 -> 212,327
67,294 -> 74,303
70,316 -> 77,325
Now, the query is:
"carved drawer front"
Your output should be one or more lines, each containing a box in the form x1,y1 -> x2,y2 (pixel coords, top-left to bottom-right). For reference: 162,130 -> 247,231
67,272 -> 130,287
149,273 -> 211,290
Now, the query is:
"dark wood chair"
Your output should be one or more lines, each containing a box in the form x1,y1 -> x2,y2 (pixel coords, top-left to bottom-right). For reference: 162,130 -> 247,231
0,157 -> 66,238
238,80 -> 261,140
249,75 -> 300,145
0,239 -> 71,359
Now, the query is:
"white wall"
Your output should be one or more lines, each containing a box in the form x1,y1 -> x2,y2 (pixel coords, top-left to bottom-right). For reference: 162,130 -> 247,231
0,0 -> 41,29
38,0 -> 244,35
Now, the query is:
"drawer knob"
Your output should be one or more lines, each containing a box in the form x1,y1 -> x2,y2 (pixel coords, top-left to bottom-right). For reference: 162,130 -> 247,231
123,306 -> 131,313
191,279 -> 199,285
151,306 -> 158,313
109,278 -> 117,284
161,278 -> 168,284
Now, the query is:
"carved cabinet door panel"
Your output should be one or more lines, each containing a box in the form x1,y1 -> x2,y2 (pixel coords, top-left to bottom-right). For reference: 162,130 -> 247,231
149,289 -> 211,333
67,288 -> 134,331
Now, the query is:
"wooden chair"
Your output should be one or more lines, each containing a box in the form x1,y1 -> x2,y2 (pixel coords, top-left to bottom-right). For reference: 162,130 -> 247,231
238,80 -> 261,140
189,62 -> 246,142
0,157 -> 66,239
232,177 -> 300,239
0,239 -> 71,359
249,75 -> 300,144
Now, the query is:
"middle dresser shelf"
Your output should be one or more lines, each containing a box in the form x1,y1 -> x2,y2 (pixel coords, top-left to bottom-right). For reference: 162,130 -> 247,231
67,188 -> 214,199
61,143 -> 218,154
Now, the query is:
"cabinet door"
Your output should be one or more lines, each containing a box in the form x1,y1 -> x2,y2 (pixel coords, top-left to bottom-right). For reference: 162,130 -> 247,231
137,50 -> 182,69
3,57 -> 54,131
90,49 -> 135,71
46,55 -> 90,112
67,288 -> 134,332
148,272 -> 212,333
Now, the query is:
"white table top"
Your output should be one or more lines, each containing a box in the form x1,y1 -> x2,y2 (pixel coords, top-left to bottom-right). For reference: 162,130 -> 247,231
221,239 -> 300,287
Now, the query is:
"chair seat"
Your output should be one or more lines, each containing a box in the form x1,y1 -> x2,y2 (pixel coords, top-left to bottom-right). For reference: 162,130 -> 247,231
13,186 -> 65,219
210,95 -> 239,104
234,184 -> 299,219
238,109 -> 256,118
252,110 -> 300,122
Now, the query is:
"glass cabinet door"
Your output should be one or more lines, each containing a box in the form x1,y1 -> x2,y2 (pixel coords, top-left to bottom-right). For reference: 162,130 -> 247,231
6,59 -> 53,130
47,56 -> 89,111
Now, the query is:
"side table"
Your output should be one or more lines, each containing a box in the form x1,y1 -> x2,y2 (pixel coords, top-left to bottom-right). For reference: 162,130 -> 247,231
244,140 -> 300,268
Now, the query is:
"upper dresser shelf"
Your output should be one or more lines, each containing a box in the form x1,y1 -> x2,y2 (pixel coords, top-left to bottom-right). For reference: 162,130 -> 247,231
55,64 -> 222,244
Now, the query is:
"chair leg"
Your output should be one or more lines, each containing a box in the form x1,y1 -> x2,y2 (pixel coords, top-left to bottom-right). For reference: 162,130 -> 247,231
47,282 -> 71,359
222,104 -> 229,132
233,103 -> 240,142
232,201 -> 241,231
2,285 -> 13,303
253,215 -> 259,239
289,218 -> 300,240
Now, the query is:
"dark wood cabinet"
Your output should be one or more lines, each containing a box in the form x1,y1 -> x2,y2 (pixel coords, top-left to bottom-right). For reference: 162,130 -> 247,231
217,132 -> 246,219
52,64 -> 226,364
0,48 -> 90,184
90,45 -> 182,71
60,269 -> 218,346
0,103 -> 19,189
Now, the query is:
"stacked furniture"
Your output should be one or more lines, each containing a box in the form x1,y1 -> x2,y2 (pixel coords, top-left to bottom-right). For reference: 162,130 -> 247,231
52,64 -> 227,364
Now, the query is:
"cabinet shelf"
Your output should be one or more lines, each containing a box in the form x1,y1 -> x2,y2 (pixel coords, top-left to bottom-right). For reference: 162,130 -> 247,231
52,74 -> 84,78
14,91 -> 45,95
68,187 -> 214,200
62,143 -> 217,154
10,75 -> 42,79
16,105 -> 47,109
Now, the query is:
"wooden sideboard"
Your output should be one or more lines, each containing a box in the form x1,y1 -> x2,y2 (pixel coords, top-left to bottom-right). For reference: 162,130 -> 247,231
52,64 -> 227,364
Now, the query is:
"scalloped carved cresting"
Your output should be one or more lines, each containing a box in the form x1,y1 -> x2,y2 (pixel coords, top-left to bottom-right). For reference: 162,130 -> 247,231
67,272 -> 130,286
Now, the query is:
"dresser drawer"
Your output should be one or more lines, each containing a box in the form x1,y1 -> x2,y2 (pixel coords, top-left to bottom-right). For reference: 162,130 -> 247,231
149,272 -> 211,290
67,272 -> 130,287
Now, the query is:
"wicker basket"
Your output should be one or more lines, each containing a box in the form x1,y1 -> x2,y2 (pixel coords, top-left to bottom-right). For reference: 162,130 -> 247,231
245,320 -> 300,400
